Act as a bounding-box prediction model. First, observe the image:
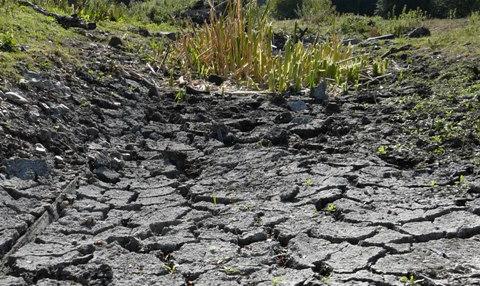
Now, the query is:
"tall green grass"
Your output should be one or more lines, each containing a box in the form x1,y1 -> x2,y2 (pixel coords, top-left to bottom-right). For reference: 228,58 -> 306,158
176,0 -> 370,93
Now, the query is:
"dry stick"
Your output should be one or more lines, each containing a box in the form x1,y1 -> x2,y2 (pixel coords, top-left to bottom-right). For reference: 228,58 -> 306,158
17,0 -> 96,30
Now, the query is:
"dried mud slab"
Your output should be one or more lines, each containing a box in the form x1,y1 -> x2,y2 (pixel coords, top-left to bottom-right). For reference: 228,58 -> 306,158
0,34 -> 479,286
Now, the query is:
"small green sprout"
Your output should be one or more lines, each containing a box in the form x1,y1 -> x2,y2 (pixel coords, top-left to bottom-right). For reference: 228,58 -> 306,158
305,178 -> 314,187
399,274 -> 416,285
212,194 -> 218,205
377,145 -> 388,155
271,276 -> 283,286
222,266 -> 241,275
429,180 -> 438,188
163,262 -> 177,274
324,203 -> 337,213
175,88 -> 186,103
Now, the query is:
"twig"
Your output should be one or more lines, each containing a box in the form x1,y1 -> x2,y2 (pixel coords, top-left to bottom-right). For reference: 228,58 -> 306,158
18,0 -> 96,30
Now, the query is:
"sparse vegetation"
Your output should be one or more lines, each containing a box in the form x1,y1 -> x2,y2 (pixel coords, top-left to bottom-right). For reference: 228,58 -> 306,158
174,0 -> 381,92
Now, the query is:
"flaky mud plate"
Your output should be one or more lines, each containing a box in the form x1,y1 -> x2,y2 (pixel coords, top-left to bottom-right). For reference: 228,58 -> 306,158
1,38 -> 480,286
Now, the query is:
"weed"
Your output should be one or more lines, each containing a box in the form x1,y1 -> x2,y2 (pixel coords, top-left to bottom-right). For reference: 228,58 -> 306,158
372,58 -> 389,77
163,262 -> 177,274
0,30 -> 17,52
324,203 -> 337,213
380,8 -> 426,36
377,145 -> 388,155
211,193 -> 218,205
175,88 -> 186,103
399,274 -> 416,285
271,276 -> 284,286
175,0 -> 369,93
222,266 -> 241,275
304,178 -> 314,187
429,180 -> 438,188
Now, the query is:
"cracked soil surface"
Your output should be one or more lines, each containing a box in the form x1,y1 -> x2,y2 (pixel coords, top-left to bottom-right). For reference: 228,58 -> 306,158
1,31 -> 480,286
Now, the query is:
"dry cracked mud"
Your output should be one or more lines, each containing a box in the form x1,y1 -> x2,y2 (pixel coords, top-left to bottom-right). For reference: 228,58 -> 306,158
1,34 -> 480,286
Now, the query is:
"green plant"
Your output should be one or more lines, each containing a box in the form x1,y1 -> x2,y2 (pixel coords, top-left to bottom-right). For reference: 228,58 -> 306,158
380,8 -> 426,36
211,193 -> 218,205
377,145 -> 388,155
324,203 -> 337,213
271,276 -> 284,286
175,88 -> 186,103
305,178 -> 314,187
163,262 -> 177,274
222,266 -> 241,275
175,0 -> 369,93
0,30 -> 17,52
372,58 -> 389,77
399,274 -> 416,285
270,0 -> 302,19
298,0 -> 335,23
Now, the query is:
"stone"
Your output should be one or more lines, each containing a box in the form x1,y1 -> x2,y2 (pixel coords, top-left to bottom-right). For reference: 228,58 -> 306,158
94,167 -> 121,184
310,81 -> 328,103
4,159 -> 49,180
3,91 -> 29,105
280,186 -> 299,202
407,27 -> 431,38
287,100 -> 308,112
34,143 -> 46,155
108,36 -> 123,48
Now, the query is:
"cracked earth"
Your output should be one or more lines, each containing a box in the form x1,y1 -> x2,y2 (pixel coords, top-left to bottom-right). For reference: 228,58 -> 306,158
1,36 -> 480,286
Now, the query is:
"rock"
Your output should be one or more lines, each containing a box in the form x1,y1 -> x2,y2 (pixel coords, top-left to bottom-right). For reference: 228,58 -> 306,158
34,143 -> 47,155
310,81 -> 328,103
287,100 -> 308,112
264,127 -> 289,145
280,186 -> 299,202
274,112 -> 292,124
54,155 -> 64,165
94,166 -> 121,184
365,34 -> 395,42
2,91 -> 29,105
4,158 -> 49,180
407,27 -> 431,38
152,31 -> 178,41
342,38 -> 361,45
207,74 -> 225,85
108,36 -> 123,48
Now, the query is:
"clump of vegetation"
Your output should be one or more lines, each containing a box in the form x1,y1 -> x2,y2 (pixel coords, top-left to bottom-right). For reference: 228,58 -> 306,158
270,0 -> 301,19
297,0 -> 336,23
30,0 -> 198,23
380,8 -> 426,36
0,31 -> 17,52
175,0 -> 374,93
376,0 -> 480,18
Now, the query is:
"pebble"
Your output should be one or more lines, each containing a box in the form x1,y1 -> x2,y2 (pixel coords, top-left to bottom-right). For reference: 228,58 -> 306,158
2,91 -> 29,105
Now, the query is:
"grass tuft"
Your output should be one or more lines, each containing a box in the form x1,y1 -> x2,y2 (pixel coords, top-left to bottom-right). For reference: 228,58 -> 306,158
175,0 -> 370,93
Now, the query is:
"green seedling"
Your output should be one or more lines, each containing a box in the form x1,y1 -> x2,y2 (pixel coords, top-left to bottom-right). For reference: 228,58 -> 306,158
305,178 -> 314,187
399,274 -> 416,285
222,266 -> 241,275
175,88 -> 186,103
271,276 -> 283,286
377,145 -> 388,155
324,203 -> 337,213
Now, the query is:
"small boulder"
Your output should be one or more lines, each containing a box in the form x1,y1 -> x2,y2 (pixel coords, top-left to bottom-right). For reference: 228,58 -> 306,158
108,36 -> 123,48
407,27 -> 431,38
287,100 -> 308,112
2,91 -> 29,105
280,186 -> 300,202
310,81 -> 328,104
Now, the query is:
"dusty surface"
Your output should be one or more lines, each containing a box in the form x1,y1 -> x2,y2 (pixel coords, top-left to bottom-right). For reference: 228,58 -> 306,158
1,32 -> 480,286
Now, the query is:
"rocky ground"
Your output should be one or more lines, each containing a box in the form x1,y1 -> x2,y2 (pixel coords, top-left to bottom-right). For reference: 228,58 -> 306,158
0,25 -> 480,286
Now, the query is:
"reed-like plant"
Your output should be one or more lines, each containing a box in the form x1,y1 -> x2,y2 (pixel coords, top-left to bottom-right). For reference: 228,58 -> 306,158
175,0 -> 368,93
